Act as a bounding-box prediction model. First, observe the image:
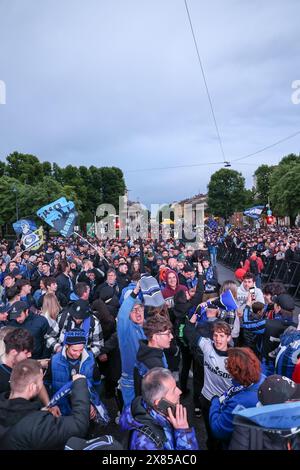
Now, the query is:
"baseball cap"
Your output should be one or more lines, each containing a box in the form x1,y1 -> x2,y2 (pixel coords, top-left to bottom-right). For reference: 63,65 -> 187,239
9,301 -> 28,319
70,299 -> 91,320
183,265 -> 194,273
0,304 -> 10,313
258,375 -> 300,405
11,268 -> 21,277
272,294 -> 295,312
177,254 -> 186,262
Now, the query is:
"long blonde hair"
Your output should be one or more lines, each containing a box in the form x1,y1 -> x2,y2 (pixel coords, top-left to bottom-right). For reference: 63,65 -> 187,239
42,293 -> 61,320
220,280 -> 238,299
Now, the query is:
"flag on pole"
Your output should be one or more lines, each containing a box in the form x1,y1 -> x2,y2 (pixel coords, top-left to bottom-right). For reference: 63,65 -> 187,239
22,226 -> 44,251
243,205 -> 265,220
13,219 -> 37,235
37,197 -> 78,237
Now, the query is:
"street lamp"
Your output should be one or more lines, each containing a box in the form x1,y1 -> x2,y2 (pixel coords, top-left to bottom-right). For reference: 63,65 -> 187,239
12,186 -> 19,221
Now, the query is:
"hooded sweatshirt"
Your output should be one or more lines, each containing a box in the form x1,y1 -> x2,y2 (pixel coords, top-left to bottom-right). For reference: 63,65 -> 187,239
162,270 -> 188,301
229,401 -> 300,450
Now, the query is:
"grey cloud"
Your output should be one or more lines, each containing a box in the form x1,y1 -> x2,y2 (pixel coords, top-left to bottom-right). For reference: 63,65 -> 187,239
0,0 -> 299,206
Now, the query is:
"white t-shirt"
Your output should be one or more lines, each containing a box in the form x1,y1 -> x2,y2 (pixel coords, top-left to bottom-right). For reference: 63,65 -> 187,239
198,337 -> 232,400
237,284 -> 264,311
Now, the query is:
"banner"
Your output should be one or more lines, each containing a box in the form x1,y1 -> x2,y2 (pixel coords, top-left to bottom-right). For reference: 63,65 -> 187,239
37,197 -> 78,238
243,205 -> 265,220
22,226 -> 44,251
13,219 -> 37,235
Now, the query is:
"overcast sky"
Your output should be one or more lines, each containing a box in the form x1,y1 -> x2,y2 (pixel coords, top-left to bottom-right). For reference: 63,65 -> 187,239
0,0 -> 299,207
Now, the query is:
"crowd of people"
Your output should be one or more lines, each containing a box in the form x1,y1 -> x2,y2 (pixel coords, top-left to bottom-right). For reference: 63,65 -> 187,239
0,226 -> 300,451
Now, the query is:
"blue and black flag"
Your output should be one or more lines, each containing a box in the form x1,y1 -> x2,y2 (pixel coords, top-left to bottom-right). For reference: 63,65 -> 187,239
37,197 -> 78,237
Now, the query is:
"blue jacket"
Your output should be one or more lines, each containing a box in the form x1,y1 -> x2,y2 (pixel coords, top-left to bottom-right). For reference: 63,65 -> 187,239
275,330 -> 300,378
120,282 -> 137,305
209,373 -> 265,443
117,294 -> 146,377
120,397 -> 199,450
229,401 -> 300,450
50,347 -> 95,415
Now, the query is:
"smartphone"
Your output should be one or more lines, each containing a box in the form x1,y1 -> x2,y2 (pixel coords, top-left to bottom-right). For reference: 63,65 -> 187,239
249,287 -> 256,300
155,398 -> 176,417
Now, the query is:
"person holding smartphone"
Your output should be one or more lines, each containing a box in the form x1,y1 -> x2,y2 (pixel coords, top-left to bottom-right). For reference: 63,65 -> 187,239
120,367 -> 199,450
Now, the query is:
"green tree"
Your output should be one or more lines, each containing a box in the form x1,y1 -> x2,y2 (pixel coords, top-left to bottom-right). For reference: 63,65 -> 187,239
207,168 -> 247,222
0,153 -> 126,230
270,154 -> 300,226
254,164 -> 275,204
0,176 -> 23,225
0,176 -> 80,226
0,161 -> 6,177
6,152 -> 44,185
41,161 -> 53,177
101,167 -> 126,209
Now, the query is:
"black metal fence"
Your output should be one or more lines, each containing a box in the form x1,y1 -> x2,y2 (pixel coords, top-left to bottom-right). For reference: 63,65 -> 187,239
217,243 -> 300,302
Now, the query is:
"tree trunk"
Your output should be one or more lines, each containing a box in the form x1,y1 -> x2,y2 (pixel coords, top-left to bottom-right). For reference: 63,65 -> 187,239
290,214 -> 296,227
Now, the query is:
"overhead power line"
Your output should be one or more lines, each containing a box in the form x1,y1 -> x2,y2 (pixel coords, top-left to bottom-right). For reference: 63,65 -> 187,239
124,128 -> 300,173
126,161 -> 256,173
231,129 -> 300,162
184,0 -> 226,163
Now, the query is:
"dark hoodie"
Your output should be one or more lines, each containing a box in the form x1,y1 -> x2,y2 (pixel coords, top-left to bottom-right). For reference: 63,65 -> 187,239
136,340 -> 167,370
0,378 -> 89,450
0,394 -> 41,439
134,340 -> 168,396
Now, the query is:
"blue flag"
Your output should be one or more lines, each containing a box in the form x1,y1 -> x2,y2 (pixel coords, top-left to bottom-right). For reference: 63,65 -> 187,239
207,218 -> 218,230
243,205 -> 265,220
13,219 -> 37,235
37,197 -> 78,238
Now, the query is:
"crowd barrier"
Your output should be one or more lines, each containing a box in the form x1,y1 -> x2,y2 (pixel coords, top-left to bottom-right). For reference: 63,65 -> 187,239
217,243 -> 300,302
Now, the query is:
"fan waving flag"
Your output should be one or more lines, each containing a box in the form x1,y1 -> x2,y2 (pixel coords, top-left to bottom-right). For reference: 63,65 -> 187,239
13,219 -> 37,235
37,197 -> 78,237
22,226 -> 44,251
243,205 -> 265,220
207,218 -> 218,230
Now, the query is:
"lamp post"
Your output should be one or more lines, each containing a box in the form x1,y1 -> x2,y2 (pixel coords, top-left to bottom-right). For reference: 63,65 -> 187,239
12,186 -> 19,221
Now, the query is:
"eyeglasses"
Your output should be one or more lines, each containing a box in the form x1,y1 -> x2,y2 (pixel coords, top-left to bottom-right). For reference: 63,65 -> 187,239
132,306 -> 144,312
156,331 -> 172,337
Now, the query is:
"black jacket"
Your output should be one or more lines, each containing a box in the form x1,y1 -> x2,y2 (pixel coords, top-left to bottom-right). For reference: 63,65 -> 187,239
8,312 -> 50,359
229,413 -> 300,450
117,272 -> 131,293
0,378 -> 90,450
55,273 -> 73,300
134,340 -> 166,396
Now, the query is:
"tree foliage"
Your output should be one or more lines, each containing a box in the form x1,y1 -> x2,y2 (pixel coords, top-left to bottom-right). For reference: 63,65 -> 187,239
269,154 -> 300,226
0,152 -> 126,226
254,164 -> 275,204
207,169 -> 247,222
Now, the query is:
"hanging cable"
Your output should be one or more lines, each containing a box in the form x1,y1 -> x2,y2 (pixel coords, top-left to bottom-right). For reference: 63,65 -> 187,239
184,0 -> 226,163
231,129 -> 300,162
125,161 -> 257,173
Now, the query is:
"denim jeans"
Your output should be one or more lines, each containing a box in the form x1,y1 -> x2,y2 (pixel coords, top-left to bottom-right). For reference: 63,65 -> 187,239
255,274 -> 262,289
209,247 -> 217,267
119,373 -> 135,408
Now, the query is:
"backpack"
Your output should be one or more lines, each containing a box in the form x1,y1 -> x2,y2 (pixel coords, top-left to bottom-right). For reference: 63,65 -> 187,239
65,435 -> 123,450
58,309 -> 95,340
122,424 -> 166,450
249,259 -> 259,276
